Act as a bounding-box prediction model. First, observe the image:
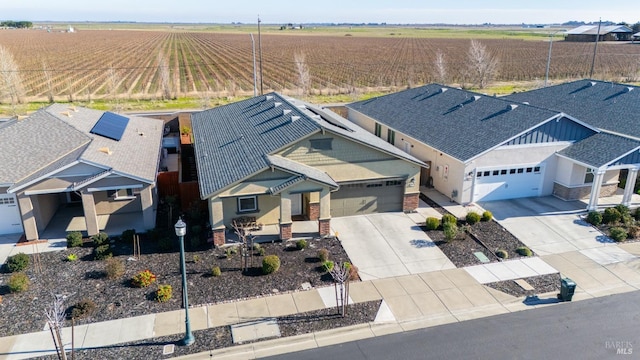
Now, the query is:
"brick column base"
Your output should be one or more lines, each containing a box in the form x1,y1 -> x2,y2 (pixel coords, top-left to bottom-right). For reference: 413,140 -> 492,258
403,193 -> 419,212
280,223 -> 292,240
319,219 -> 331,237
308,203 -> 320,221
212,228 -> 225,247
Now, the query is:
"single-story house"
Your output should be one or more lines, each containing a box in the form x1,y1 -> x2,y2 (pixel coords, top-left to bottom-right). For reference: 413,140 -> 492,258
347,84 -> 601,206
565,25 -> 633,42
0,104 -> 163,238
505,79 -> 640,210
346,80 -> 639,210
191,93 -> 425,245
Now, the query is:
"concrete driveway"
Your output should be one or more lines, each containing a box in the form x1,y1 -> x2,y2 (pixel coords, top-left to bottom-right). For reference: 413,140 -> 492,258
330,213 -> 455,281
480,197 -> 623,257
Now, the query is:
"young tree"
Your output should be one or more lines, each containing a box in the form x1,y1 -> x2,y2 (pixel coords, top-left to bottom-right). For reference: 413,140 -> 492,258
294,52 -> 310,97
465,40 -> 499,89
433,49 -> 448,84
232,219 -> 257,272
45,294 -> 69,360
0,45 -> 25,113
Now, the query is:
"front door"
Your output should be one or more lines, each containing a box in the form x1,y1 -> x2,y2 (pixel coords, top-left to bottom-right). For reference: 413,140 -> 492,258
291,193 -> 302,216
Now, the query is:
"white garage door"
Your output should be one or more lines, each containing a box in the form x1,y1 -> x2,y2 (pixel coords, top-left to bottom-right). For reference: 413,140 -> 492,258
473,165 -> 543,202
331,180 -> 404,217
0,194 -> 23,235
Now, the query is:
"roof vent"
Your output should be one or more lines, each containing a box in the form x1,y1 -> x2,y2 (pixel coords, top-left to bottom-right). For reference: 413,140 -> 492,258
274,102 -> 282,108
627,87 -> 634,92
61,111 -> 72,117
16,115 -> 27,121
283,109 -> 292,115
266,95 -> 274,101
509,104 -> 518,111
291,116 -> 300,122
473,95 -> 481,101
590,81 -> 597,87
98,147 -> 112,155
523,101 -> 529,105
440,88 -> 448,93
311,115 -> 321,120
68,106 -> 78,112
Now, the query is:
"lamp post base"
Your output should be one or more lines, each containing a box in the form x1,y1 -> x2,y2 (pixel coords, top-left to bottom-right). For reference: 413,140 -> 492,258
181,333 -> 195,346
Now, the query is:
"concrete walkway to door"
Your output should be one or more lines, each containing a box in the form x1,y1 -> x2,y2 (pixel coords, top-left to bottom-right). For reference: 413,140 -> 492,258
331,213 -> 455,281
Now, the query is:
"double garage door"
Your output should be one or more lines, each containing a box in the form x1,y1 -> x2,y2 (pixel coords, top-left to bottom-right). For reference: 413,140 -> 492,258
0,194 -> 23,235
473,165 -> 543,202
330,180 -> 404,217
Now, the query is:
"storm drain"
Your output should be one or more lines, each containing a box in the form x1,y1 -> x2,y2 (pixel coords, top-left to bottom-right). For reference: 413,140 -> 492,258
230,318 -> 281,344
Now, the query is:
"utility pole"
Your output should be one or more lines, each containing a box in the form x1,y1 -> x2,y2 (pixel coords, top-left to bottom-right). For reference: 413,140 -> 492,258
258,16 -> 264,95
250,34 -> 257,97
589,19 -> 602,78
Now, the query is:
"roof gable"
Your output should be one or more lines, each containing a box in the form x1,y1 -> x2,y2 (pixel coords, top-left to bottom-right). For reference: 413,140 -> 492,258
347,84 -> 561,162
505,79 -> 640,139
558,132 -> 640,168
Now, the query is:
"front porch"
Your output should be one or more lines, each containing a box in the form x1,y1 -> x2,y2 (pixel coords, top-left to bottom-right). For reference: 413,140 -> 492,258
39,205 -> 146,240
223,220 -> 335,244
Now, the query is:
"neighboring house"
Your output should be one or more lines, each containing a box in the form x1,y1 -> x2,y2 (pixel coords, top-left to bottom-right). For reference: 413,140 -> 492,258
506,79 -> 640,210
565,25 -> 633,42
346,84 -> 599,205
633,32 -> 640,43
191,93 -> 425,245
0,104 -> 163,238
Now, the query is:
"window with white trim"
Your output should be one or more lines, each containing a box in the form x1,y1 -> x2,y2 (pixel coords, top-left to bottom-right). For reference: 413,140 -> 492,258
374,123 -> 382,137
584,168 -> 594,184
387,129 -> 395,145
107,188 -> 135,200
237,196 -> 258,213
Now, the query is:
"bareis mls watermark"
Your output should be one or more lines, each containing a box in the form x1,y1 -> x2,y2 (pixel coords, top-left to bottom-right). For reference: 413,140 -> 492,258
605,340 -> 633,355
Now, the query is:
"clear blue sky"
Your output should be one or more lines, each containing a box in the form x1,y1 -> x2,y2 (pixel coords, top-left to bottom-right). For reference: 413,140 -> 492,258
4,0 -> 640,25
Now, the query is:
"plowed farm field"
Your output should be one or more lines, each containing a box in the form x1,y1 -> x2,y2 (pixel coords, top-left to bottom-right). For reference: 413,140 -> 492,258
2,29 -> 640,102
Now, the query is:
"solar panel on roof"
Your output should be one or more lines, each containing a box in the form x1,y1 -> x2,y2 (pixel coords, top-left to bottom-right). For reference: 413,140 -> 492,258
90,112 -> 129,141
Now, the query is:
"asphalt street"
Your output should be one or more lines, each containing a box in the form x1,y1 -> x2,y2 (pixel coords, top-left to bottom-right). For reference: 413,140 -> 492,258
266,291 -> 640,359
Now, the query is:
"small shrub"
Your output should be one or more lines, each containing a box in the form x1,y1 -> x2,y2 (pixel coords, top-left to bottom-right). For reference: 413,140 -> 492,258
105,258 -> 125,279
609,227 -> 628,242
481,211 -> 493,222
192,254 -> 201,263
296,239 -> 308,250
344,261 -> 359,280
6,253 -> 29,272
627,225 -> 640,239
252,243 -> 262,251
70,299 -> 97,319
262,255 -> 281,274
66,231 -> 83,248
603,208 -> 622,225
226,246 -> 238,258
156,284 -> 172,303
157,237 -> 173,252
66,253 -> 78,262
93,244 -> 112,260
90,232 -> 110,247
516,246 -> 533,257
443,222 -> 458,242
586,211 -> 603,226
258,247 -> 266,256
465,212 -> 481,225
132,269 -> 157,288
317,248 -> 329,262
441,214 -> 457,225
8,272 -> 30,293
495,249 -> 509,259
425,217 -> 440,230
322,260 -> 335,272
614,204 -> 630,217
120,229 -> 136,243
211,266 -> 221,277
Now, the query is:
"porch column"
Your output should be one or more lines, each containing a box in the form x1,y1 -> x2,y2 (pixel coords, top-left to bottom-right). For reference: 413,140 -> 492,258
81,190 -> 100,236
209,196 -> 225,246
16,192 -> 39,241
586,169 -> 606,211
140,185 -> 155,231
279,192 -> 292,240
318,188 -> 331,237
308,191 -> 320,221
622,168 -> 639,206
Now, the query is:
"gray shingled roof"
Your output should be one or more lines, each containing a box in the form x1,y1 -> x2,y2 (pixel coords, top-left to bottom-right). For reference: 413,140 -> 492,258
0,109 -> 90,185
347,84 -> 560,162
566,25 -> 631,35
266,155 -> 338,189
192,93 -> 322,198
10,144 -> 89,191
558,133 -> 640,168
505,80 -> 640,139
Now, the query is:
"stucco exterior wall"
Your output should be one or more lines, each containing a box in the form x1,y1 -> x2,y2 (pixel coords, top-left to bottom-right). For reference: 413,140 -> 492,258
93,191 -> 141,215
221,194 -> 280,227
32,193 -> 60,231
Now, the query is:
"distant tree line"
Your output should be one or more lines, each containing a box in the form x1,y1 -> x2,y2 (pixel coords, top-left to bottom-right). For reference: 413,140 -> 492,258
1,21 -> 33,28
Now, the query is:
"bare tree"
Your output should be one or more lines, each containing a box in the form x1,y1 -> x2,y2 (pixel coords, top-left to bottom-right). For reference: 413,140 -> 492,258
465,40 -> 499,89
157,52 -> 171,100
45,294 -> 70,360
232,219 -> 257,272
107,65 -> 122,112
0,45 -> 25,113
294,52 -> 310,97
42,60 -> 55,103
329,262 -> 352,317
433,49 -> 448,84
